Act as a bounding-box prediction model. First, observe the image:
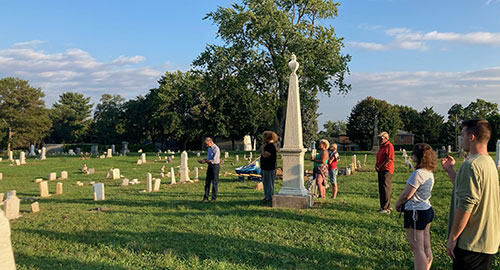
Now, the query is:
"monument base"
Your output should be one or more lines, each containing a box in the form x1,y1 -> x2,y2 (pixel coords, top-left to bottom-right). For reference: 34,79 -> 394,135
272,194 -> 314,209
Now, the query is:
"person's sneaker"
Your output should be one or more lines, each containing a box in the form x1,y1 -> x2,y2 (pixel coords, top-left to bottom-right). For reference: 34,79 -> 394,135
378,209 -> 391,214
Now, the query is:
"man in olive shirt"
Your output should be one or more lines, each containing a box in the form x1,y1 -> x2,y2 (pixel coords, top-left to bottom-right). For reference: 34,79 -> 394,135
441,119 -> 500,269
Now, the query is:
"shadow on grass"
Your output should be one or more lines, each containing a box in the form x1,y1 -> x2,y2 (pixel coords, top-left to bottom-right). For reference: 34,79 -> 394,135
16,252 -> 129,270
17,227 -> 385,270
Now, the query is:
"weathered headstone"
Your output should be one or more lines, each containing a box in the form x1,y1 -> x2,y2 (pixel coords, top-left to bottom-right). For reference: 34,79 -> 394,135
0,193 -> 3,201
5,191 -> 16,200
141,153 -> 146,163
243,135 -> 252,151
196,152 -> 200,157
4,195 -> 21,220
273,54 -> 311,209
363,154 -> 367,166
91,145 -> 98,155
167,156 -> 172,163
40,147 -> 47,160
224,152 -> 229,159
40,181 -> 50,197
93,183 -> 105,201
146,173 -> 153,192
179,151 -> 190,183
111,144 -> 116,154
112,168 -> 121,180
15,160 -> 21,166
170,167 -> 176,184
31,202 -> 39,213
0,173 -> 2,181
88,168 -> 95,174
56,182 -> 63,195
351,155 -> 357,172
137,159 -> 143,165
19,152 -> 26,165
60,171 -> 68,180
153,179 -> 161,192
29,144 -> 36,156
8,151 -> 13,161
75,148 -> 81,155
48,172 -> 56,181
235,155 -> 239,162
106,149 -> 112,158
402,149 -> 408,158
120,178 -> 129,186
0,210 -> 17,269
194,167 -> 199,181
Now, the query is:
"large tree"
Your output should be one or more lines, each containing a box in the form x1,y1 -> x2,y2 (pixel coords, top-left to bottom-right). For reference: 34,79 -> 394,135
320,120 -> 346,137
395,105 -> 419,134
463,99 -> 498,120
414,107 -> 444,144
49,92 -> 93,143
0,77 -> 51,151
346,97 -> 402,150
93,94 -> 125,144
199,0 -> 351,145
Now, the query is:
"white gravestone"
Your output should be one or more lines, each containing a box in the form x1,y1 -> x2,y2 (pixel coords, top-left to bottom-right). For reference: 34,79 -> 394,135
56,182 -> 63,195
120,179 -> 129,186
8,151 -> 13,161
0,173 -> 2,181
243,135 -> 252,151
15,160 -> 21,166
194,167 -> 199,181
40,181 -> 50,197
93,183 -> 105,201
29,144 -> 36,156
4,194 -> 21,220
179,151 -> 191,183
40,147 -> 47,160
0,209 -> 17,269
60,171 -> 68,180
170,167 -> 176,184
274,54 -> 310,208
141,153 -> 146,163
19,152 -> 26,165
112,169 -> 121,180
31,202 -> 39,213
363,154 -> 367,166
48,172 -> 56,181
225,152 -> 229,159
107,149 -> 112,158
146,173 -> 153,192
153,179 -> 161,192
235,155 -> 239,162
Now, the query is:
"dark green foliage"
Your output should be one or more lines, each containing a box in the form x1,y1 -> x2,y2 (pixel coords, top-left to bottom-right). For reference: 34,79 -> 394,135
346,97 -> 402,150
49,92 -> 93,143
413,107 -> 444,144
93,94 -> 125,144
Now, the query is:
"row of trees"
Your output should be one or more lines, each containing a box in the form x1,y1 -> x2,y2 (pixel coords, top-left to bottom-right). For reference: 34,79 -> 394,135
0,0 -> 351,151
344,97 -> 500,151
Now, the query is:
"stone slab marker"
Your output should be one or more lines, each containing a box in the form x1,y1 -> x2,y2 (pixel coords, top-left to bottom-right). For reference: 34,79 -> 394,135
8,151 -> 13,161
56,182 -> 63,195
141,153 -> 146,163
363,154 -> 367,166
153,179 -> 161,192
0,173 -> 2,181
111,144 -> 116,154
106,149 -> 112,158
243,135 -> 252,151
194,167 -> 199,181
93,183 -> 105,201
273,54 -> 312,209
120,179 -> 129,186
60,171 -> 68,180
91,145 -> 98,155
235,155 -> 239,162
179,151 -> 190,183
40,147 -> 47,160
170,167 -> 176,184
15,160 -> 21,166
112,169 -> 121,180
0,208 -> 17,269
40,181 -> 50,197
225,152 -> 229,159
19,152 -> 26,165
29,144 -> 36,156
31,202 -> 40,213
49,172 -> 56,181
146,173 -> 152,192
4,194 -> 21,220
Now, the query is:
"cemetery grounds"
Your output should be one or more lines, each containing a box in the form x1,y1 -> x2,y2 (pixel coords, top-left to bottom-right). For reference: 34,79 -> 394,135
1,151 -> 499,270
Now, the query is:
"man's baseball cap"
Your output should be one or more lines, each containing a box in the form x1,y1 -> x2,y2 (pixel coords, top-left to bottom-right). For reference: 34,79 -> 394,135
378,131 -> 389,140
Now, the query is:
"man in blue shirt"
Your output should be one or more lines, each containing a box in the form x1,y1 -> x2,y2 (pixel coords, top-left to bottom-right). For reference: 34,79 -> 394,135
198,137 -> 220,201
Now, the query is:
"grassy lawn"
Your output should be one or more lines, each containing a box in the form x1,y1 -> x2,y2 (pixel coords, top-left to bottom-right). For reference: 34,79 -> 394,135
1,151 -> 499,269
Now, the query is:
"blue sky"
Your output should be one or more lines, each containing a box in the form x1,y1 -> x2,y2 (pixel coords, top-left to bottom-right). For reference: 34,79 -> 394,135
1,0 -> 500,129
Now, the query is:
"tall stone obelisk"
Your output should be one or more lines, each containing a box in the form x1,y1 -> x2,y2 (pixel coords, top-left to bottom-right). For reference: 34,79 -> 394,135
272,54 -> 312,209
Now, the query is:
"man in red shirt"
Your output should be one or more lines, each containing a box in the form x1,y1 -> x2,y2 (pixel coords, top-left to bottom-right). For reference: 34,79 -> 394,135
375,131 -> 395,213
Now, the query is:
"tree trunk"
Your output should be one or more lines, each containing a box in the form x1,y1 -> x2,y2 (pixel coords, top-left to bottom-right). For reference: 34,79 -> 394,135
7,127 -> 12,153
231,137 -> 235,150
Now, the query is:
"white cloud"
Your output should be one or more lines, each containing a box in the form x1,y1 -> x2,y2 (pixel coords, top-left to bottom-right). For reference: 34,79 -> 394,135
349,27 -> 500,51
0,41 -> 171,107
485,0 -> 500,6
318,67 -> 500,126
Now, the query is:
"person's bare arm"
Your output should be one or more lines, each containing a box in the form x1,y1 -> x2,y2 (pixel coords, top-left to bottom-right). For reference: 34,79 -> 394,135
441,156 -> 457,184
395,184 -> 417,212
446,209 -> 471,259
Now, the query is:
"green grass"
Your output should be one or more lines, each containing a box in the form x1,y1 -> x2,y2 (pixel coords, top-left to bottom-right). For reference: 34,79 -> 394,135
0,151 -> 499,269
